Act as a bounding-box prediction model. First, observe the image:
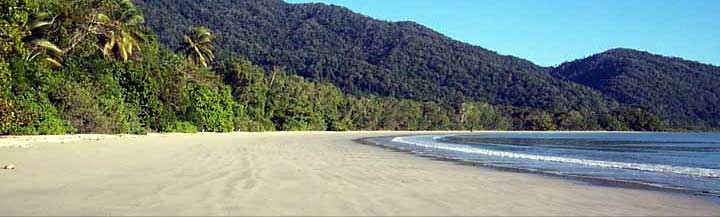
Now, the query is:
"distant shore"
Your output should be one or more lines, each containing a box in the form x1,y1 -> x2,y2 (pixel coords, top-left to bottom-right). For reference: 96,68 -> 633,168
1,131 -> 718,216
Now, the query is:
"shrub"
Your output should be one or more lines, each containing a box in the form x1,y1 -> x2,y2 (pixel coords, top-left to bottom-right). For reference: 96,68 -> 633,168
218,58 -> 274,131
8,91 -> 75,135
186,83 -> 235,132
86,72 -> 142,134
522,110 -> 557,131
165,121 -> 198,133
52,80 -> 114,133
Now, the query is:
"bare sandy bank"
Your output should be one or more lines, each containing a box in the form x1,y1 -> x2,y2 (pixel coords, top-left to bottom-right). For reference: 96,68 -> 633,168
0,131 -> 718,216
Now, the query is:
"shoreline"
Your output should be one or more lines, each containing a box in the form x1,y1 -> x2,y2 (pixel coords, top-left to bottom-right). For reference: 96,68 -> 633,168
357,135 -> 720,201
2,131 -> 719,215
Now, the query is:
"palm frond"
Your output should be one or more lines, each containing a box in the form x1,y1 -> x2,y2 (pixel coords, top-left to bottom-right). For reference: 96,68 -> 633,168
102,32 -> 116,57
119,35 -> 130,61
30,20 -> 53,30
91,0 -> 147,63
180,26 -> 215,67
120,0 -> 135,9
32,39 -> 63,55
201,47 -> 215,60
95,13 -> 112,23
43,57 -> 63,68
130,30 -> 146,43
125,14 -> 144,26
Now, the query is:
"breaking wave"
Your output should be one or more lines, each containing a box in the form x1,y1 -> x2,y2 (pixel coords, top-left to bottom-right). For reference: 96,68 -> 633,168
392,135 -> 720,178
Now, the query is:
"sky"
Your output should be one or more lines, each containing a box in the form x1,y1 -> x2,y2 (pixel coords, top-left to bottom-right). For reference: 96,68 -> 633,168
286,0 -> 719,66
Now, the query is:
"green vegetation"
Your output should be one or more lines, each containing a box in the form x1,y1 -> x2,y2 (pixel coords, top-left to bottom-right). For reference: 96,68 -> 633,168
0,0 -> 672,135
93,0 -> 146,62
136,0 -> 717,131
136,0 -> 613,114
551,48 -> 720,130
177,27 -> 215,67
461,102 -> 510,131
165,121 -> 198,133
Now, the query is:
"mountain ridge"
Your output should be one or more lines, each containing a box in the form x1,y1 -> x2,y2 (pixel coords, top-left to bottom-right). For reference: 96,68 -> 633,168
135,0 -> 720,130
0,0 -> 678,135
135,0 -> 614,112
551,48 -> 720,129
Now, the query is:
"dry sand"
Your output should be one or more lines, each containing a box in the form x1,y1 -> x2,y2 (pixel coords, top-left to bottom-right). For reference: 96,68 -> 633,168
1,131 -> 718,216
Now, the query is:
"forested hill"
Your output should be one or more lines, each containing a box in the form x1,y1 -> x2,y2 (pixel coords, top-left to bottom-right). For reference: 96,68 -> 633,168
551,48 -> 720,130
133,0 -> 613,112
2,0 -> 672,136
133,0 -> 720,130
0,0 -> 683,136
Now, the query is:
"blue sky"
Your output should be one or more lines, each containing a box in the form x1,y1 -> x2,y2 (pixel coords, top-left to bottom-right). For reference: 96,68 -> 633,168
286,0 -> 719,66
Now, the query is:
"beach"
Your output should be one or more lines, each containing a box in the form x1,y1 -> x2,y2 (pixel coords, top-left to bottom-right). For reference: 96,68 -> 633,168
1,131 -> 718,216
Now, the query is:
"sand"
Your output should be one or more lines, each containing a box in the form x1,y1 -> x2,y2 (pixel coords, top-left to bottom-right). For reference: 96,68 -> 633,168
0,134 -> 122,148
1,131 -> 718,216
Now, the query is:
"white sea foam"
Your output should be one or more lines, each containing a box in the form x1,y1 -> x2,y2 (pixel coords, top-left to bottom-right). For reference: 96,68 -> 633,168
391,135 -> 720,178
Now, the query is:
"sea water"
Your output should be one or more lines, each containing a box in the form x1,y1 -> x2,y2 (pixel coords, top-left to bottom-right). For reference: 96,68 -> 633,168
371,132 -> 720,196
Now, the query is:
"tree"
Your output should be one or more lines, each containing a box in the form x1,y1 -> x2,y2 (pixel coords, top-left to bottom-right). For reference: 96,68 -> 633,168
91,0 -> 145,62
617,108 -> 665,131
177,26 -> 215,67
186,83 -> 235,132
557,110 -> 586,130
217,58 -> 273,131
24,12 -> 63,67
1,0 -> 62,66
1,0 -> 36,60
462,102 -> 510,131
418,102 -> 452,130
524,111 -> 557,131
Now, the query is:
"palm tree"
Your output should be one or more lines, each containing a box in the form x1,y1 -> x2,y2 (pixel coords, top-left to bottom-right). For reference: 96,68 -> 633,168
177,26 -> 215,67
90,0 -> 145,62
24,12 -> 63,67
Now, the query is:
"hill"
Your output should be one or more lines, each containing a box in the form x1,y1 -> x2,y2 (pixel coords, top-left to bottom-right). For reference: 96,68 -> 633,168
134,0 -> 614,113
1,0 -> 673,134
551,48 -> 720,129
3,0 -> 565,135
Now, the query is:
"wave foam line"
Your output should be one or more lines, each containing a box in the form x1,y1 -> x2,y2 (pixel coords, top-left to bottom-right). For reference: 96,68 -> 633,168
392,135 -> 720,178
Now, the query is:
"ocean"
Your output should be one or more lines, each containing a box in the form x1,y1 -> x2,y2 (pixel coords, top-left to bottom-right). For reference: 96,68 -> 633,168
367,132 -> 720,197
